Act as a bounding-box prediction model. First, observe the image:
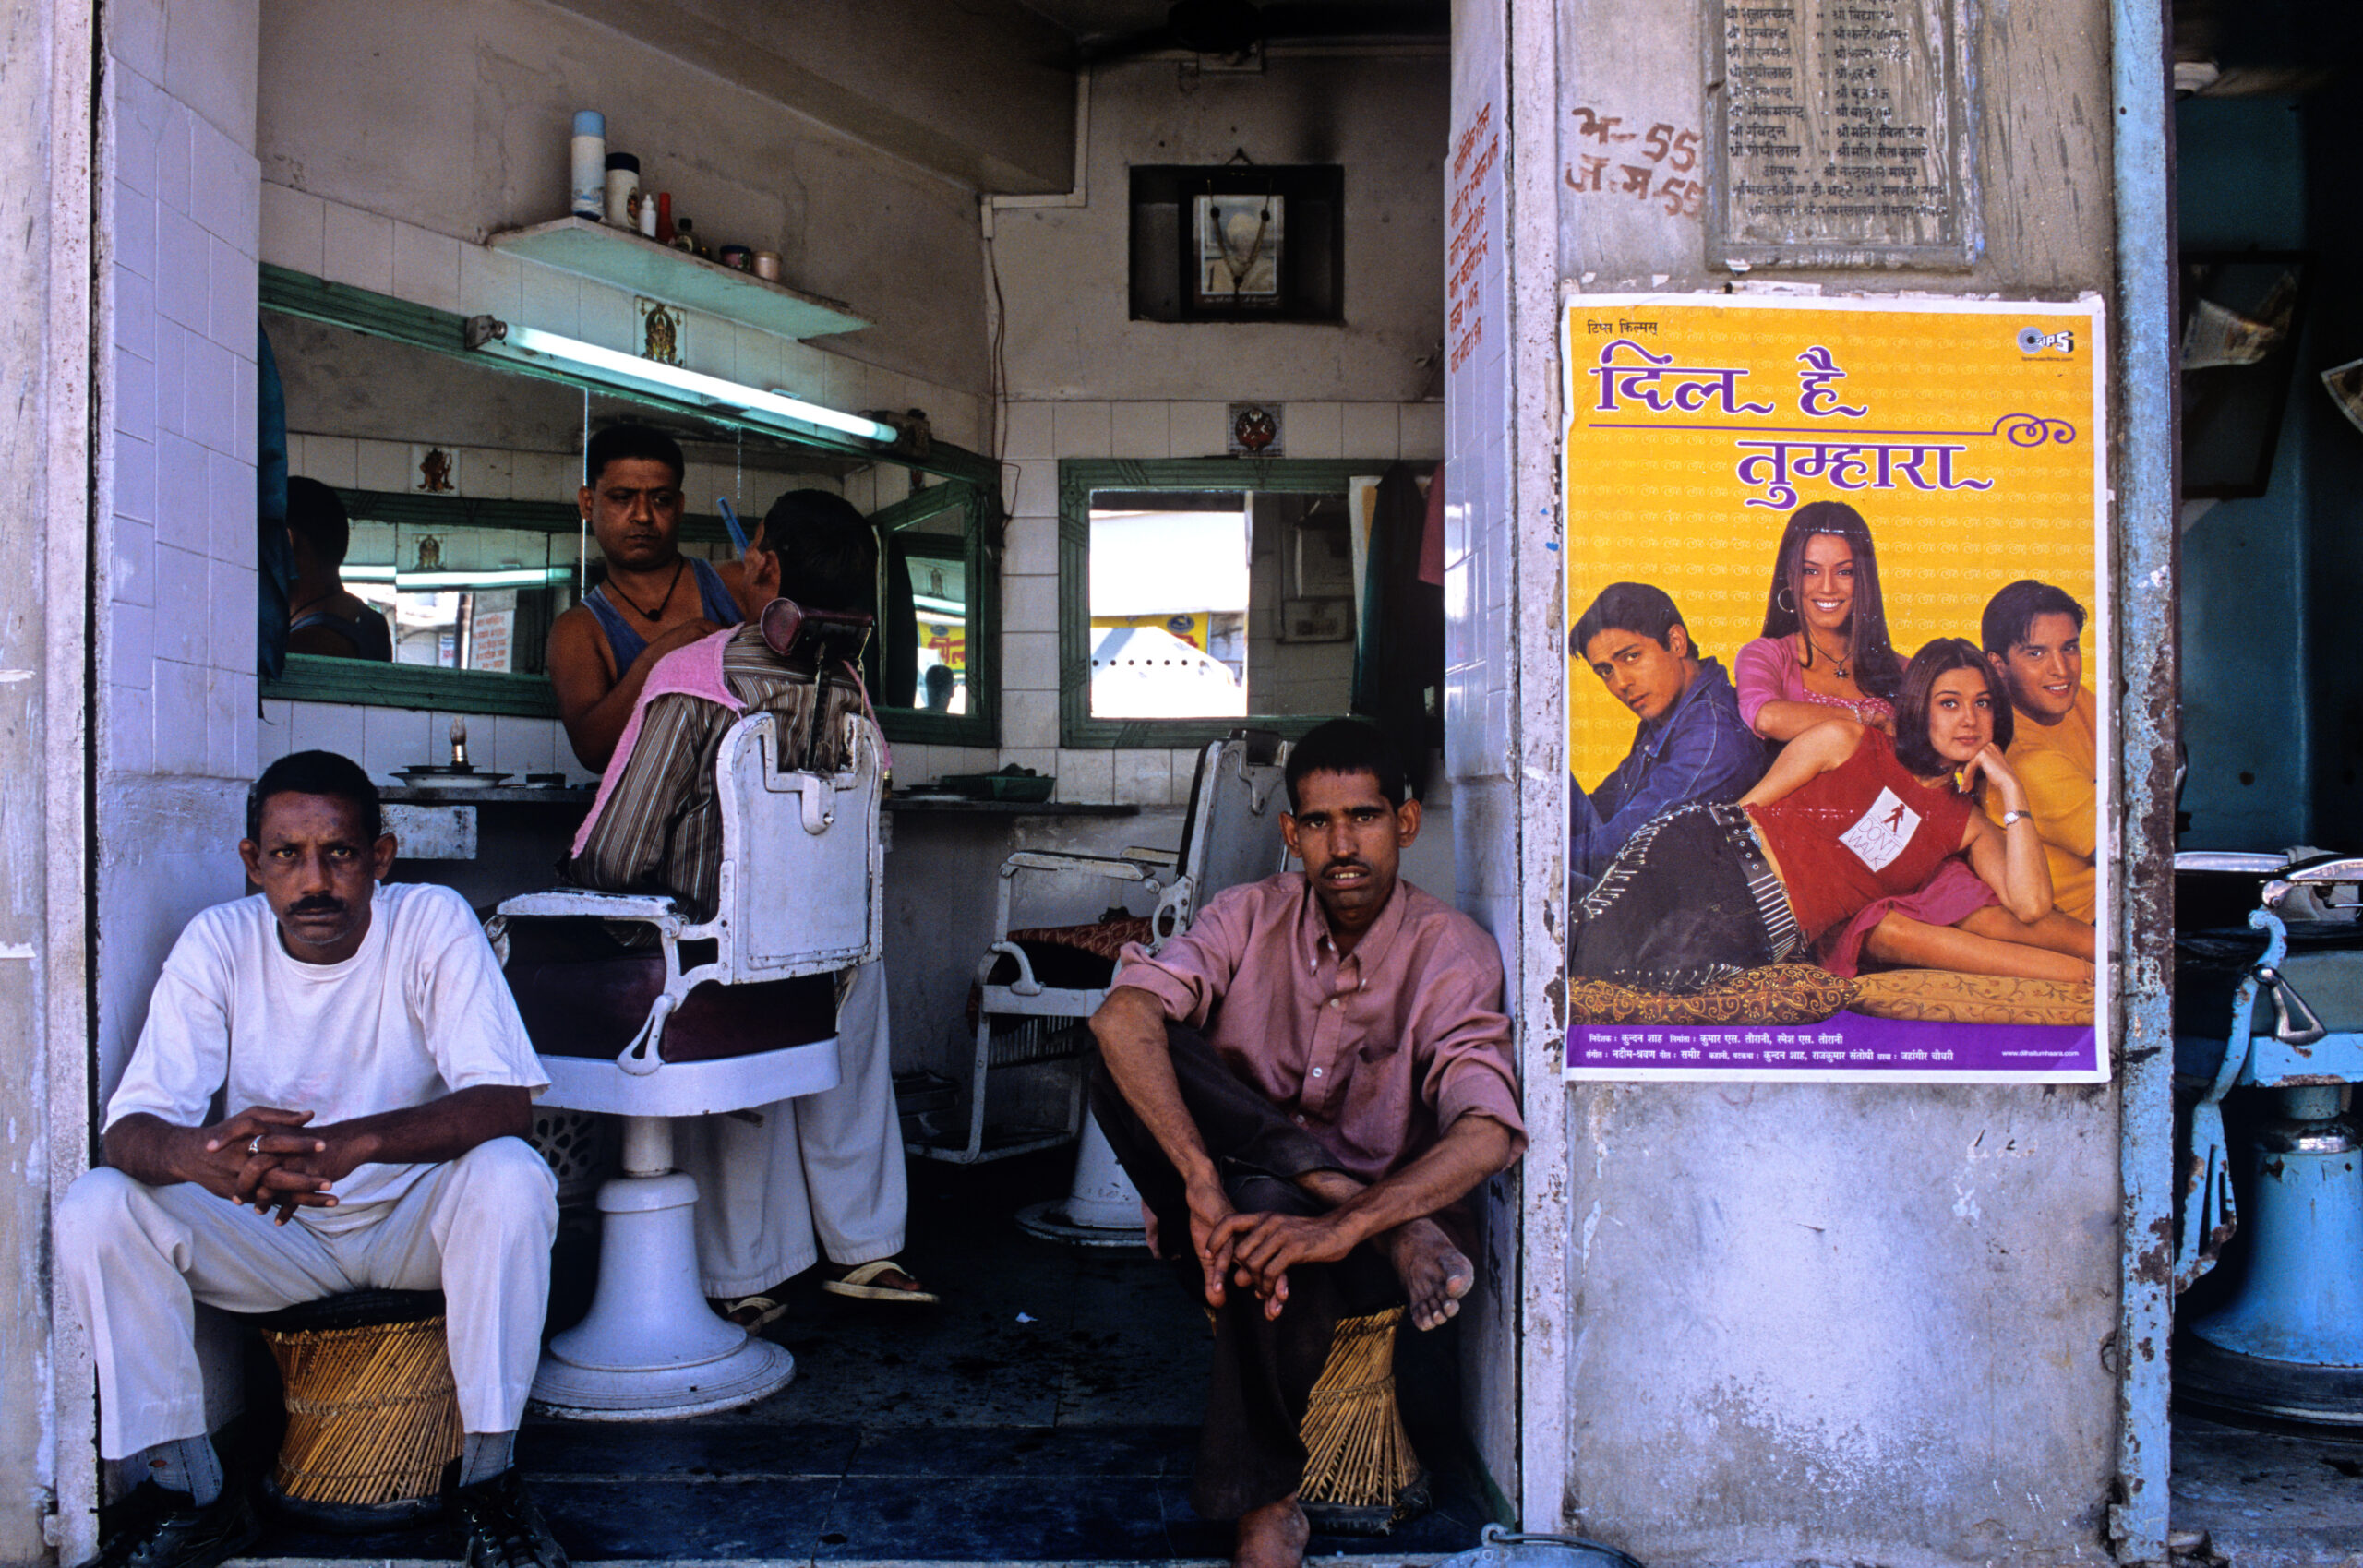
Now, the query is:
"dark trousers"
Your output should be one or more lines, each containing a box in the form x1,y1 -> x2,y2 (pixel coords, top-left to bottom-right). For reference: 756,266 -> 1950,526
1569,801 -> 1781,991
1092,1026 -> 1403,1521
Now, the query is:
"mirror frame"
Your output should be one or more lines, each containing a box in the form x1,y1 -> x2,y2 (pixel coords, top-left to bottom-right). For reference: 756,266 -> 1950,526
258,265 -> 1002,746
1057,457 -> 1385,748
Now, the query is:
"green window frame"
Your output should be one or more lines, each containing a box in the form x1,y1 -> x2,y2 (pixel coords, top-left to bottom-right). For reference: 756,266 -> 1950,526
1058,457 -> 1385,748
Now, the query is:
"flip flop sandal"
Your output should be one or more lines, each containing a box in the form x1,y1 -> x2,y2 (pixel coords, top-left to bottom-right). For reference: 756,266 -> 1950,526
714,1294 -> 787,1331
818,1259 -> 939,1304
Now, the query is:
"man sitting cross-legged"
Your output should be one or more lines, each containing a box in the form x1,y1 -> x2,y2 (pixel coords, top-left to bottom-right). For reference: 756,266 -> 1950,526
56,750 -> 564,1568
1089,719 -> 1526,1568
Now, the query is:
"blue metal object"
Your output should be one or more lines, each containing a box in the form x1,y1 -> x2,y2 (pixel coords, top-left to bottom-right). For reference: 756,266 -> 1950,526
2111,0 -> 2178,1547
2183,910 -> 2363,1370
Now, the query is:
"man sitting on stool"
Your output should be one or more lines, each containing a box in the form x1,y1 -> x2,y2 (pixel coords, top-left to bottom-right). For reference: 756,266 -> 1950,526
56,751 -> 564,1568
567,487 -> 930,1320
1090,719 -> 1526,1568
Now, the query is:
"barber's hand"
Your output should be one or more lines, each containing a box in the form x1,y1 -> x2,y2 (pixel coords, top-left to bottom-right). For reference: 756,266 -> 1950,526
1185,1171 -> 1241,1311
192,1107 -> 318,1206
1209,1210 -> 1357,1321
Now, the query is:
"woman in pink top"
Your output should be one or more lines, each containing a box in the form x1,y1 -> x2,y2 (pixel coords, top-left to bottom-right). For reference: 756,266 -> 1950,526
1733,500 -> 1906,739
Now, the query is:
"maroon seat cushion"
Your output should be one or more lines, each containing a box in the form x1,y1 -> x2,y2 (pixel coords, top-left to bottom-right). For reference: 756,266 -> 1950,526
501,918 -> 837,1063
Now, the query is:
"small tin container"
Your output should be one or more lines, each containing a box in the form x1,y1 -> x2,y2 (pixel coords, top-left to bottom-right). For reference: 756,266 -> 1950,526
718,245 -> 751,271
751,249 -> 782,281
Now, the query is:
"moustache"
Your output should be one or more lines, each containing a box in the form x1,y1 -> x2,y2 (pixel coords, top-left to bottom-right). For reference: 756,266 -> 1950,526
1322,858 -> 1372,876
288,896 -> 346,917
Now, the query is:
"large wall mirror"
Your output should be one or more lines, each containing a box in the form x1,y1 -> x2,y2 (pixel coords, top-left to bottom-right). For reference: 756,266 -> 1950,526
1057,458 -> 1395,747
260,267 -> 1001,745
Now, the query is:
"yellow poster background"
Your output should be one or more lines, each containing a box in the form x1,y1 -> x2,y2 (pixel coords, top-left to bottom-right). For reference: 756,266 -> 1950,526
1563,297 -> 2104,785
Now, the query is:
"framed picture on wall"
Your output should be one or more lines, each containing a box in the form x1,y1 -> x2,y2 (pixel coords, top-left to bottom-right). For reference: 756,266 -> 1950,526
1193,194 -> 1284,304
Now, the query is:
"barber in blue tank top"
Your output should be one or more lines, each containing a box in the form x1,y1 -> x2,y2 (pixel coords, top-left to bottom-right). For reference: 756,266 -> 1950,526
547,424 -> 781,772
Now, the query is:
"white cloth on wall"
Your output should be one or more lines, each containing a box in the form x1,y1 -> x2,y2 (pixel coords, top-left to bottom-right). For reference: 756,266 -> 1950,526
675,958 -> 906,1298
106,882 -> 549,1213
57,1140 -> 557,1457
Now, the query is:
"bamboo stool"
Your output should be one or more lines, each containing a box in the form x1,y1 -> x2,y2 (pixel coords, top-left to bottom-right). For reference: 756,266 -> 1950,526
258,1290 -> 462,1531
1298,1307 -> 1428,1534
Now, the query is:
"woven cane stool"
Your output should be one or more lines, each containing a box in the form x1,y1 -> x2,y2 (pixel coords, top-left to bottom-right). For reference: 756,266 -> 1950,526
1298,1308 -> 1431,1535
257,1289 -> 461,1530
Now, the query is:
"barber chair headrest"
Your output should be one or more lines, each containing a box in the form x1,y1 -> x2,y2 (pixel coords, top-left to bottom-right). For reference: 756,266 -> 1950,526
760,597 -> 872,666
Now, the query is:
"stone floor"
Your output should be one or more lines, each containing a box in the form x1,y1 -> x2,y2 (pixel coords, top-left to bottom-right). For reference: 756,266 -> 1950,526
238,1151 -> 1499,1565
2170,1413 -> 2363,1568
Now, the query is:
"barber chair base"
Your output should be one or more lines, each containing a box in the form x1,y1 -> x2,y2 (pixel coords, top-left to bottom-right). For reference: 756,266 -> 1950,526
529,1169 -> 796,1421
2173,1333 -> 2363,1430
1016,1111 -> 1148,1249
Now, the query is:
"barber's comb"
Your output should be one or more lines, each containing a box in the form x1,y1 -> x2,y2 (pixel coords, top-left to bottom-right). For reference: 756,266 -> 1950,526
759,596 -> 873,665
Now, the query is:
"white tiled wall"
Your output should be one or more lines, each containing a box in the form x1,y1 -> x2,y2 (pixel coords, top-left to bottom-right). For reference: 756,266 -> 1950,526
991,396 -> 1443,805
258,700 -> 599,787
107,62 -> 262,784
94,0 -> 266,1114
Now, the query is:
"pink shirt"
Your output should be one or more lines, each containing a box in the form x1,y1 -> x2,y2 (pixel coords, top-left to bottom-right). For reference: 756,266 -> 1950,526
1112,873 -> 1526,1184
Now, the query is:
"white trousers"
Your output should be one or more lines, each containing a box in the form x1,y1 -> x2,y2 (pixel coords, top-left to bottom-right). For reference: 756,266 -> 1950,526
676,958 -> 907,1298
55,1136 -> 558,1459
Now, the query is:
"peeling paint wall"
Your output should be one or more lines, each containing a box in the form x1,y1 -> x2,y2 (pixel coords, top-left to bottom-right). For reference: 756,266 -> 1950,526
1499,0 -> 2130,1562
6,0 -> 96,1550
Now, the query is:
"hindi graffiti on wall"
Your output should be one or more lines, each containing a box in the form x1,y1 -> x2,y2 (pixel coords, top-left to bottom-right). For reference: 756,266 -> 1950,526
1562,295 -> 2107,1083
1708,0 -> 1975,267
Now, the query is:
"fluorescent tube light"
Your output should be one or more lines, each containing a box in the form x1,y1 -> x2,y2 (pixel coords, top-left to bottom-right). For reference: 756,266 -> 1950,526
470,319 -> 896,445
346,565 -> 571,590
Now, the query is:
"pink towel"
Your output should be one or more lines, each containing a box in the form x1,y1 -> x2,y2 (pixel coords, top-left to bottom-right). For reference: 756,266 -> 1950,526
570,628 -> 745,859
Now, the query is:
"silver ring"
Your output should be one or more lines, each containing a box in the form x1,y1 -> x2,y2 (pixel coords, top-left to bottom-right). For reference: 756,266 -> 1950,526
247,1134 -> 263,1155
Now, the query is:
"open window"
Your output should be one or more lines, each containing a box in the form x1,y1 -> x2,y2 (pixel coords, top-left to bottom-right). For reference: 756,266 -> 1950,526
259,267 -> 1002,746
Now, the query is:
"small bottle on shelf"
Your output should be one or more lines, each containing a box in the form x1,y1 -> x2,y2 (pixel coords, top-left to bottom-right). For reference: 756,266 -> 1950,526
670,216 -> 697,254
654,192 -> 674,245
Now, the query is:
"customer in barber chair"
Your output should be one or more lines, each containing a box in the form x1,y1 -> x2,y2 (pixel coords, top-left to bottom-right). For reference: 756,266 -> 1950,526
565,487 -> 933,1320
56,750 -> 565,1568
1090,720 -> 1526,1568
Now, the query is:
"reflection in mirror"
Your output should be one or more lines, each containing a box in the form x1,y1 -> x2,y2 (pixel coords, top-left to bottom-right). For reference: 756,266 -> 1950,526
1085,486 -> 1367,720
897,537 -> 969,713
263,307 -> 984,717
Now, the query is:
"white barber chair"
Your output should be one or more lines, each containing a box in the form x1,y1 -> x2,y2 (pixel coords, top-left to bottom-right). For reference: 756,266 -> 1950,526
915,730 -> 1289,1247
487,711 -> 884,1419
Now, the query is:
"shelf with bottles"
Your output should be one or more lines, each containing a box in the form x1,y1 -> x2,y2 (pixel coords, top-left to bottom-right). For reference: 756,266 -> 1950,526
486,217 -> 870,341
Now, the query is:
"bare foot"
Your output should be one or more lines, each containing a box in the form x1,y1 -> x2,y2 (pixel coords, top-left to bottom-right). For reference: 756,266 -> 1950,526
1233,1494 -> 1309,1568
1378,1216 -> 1474,1330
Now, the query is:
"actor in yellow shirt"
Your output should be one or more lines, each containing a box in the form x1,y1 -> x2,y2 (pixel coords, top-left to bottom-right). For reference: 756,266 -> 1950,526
1982,581 -> 2096,924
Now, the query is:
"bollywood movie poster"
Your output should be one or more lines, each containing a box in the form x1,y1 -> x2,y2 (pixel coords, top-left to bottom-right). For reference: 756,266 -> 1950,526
1561,295 -> 2109,1084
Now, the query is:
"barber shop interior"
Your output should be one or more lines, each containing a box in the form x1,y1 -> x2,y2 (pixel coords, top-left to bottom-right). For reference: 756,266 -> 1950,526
81,4 -> 1487,1565
37,0 -> 2363,1564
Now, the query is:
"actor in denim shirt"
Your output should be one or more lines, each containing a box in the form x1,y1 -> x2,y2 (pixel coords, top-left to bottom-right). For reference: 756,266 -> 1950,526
1569,582 -> 1767,892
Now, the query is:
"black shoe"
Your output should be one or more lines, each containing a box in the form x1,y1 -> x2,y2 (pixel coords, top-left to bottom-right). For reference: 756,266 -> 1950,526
450,1467 -> 568,1568
75,1483 -> 258,1568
